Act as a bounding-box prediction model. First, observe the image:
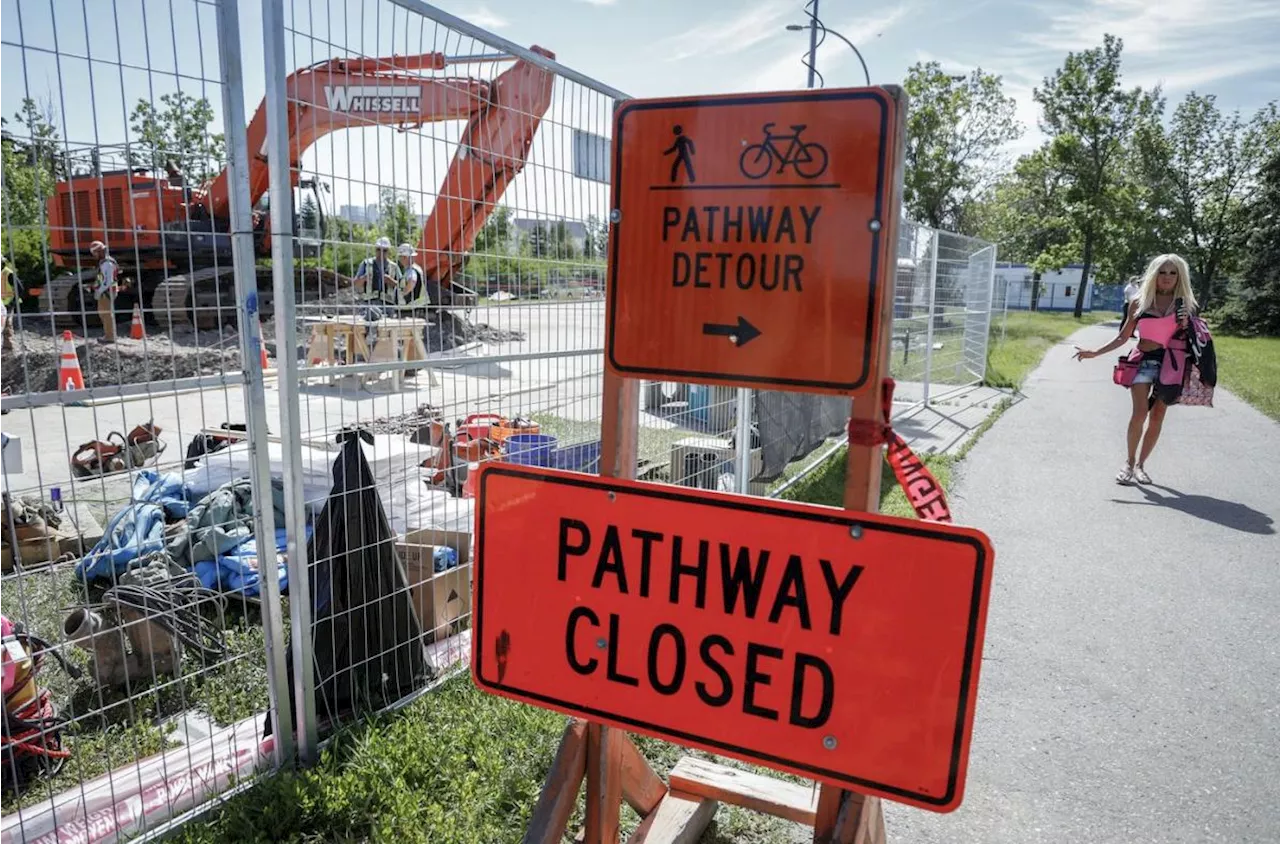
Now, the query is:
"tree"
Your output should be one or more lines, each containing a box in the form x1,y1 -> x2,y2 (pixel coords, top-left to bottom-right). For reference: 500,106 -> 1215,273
973,146 -> 1077,307
299,194 -> 320,234
1138,94 -> 1278,305
473,205 -> 513,255
377,187 -> 417,246
2,98 -> 64,281
903,62 -> 1022,231
128,92 -> 225,184
525,224 -> 550,259
582,214 -> 608,261
1034,34 -> 1159,317
549,220 -> 579,260
1212,149 -> 1280,335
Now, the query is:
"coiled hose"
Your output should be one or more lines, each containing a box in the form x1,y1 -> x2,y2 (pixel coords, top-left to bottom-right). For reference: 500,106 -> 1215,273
101,553 -> 228,664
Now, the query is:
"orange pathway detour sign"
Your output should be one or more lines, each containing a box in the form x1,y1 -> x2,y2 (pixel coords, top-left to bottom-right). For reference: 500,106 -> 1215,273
605,88 -> 902,394
471,464 -> 995,812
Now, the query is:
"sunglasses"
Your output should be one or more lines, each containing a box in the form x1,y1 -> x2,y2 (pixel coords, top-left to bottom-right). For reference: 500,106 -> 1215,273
1157,269 -> 1177,275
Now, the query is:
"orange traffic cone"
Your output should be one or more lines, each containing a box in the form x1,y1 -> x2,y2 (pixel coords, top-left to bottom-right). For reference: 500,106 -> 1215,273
59,331 -> 85,391
130,304 -> 145,340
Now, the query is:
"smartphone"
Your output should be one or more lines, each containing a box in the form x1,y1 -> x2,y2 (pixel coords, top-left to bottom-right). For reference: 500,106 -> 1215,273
1175,296 -> 1185,321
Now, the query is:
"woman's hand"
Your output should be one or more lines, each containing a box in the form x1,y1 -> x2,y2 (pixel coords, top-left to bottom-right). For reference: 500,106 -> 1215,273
1073,346 -> 1096,361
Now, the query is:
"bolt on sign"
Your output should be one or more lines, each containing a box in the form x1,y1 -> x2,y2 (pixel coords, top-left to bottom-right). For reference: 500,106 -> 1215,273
471,464 -> 995,812
605,89 -> 900,394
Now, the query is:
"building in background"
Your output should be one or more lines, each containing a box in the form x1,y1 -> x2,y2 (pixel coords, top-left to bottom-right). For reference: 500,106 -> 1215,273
337,203 -> 381,225
995,263 -> 1097,312
512,218 -> 588,255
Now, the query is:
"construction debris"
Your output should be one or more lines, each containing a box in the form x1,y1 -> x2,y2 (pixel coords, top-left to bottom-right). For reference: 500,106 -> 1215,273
3,325 -> 244,394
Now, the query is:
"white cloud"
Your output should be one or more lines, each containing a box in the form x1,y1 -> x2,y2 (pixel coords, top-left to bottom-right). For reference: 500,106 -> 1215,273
1025,0 -> 1280,55
467,6 -> 508,30
574,0 -> 619,5
956,0 -> 1280,152
659,0 -> 796,63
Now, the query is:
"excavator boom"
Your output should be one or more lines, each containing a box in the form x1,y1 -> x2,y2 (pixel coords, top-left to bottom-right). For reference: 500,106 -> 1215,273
206,46 -> 556,292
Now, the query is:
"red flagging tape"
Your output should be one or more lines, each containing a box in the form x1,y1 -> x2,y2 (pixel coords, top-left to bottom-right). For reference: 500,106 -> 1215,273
847,378 -> 952,523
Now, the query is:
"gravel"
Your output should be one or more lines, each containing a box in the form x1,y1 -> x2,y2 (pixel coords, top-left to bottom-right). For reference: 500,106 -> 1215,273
4,322 -> 244,394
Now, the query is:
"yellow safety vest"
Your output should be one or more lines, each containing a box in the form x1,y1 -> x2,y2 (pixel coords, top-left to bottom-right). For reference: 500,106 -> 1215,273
401,264 -> 428,307
1,263 -> 14,306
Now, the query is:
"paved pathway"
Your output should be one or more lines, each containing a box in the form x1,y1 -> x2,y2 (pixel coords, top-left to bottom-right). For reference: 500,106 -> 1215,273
887,324 -> 1280,843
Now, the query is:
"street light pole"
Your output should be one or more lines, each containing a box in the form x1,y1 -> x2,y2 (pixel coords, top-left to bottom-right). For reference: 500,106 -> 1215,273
805,0 -> 820,89
786,22 -> 871,87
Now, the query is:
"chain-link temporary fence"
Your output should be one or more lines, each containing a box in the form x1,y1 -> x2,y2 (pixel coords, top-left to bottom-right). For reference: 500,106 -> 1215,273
705,221 -> 999,499
1,0 -> 290,841
260,0 -> 626,762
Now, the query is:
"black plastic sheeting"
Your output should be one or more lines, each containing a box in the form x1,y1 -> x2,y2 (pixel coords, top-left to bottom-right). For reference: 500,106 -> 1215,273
266,428 -> 427,738
754,391 -> 850,480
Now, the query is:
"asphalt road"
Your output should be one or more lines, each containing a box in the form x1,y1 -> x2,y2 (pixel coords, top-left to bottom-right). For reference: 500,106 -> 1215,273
886,324 -> 1280,843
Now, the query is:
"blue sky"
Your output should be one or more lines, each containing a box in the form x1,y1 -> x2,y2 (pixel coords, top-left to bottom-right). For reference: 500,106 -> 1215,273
464,0 -> 1280,151
3,0 -> 1279,213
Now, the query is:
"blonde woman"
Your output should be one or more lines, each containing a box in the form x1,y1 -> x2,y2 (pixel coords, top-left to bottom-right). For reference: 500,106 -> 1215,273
1074,255 -> 1197,485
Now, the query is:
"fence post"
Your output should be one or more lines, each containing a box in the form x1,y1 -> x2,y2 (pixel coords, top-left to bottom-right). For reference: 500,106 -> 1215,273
262,0 -> 319,763
214,0 -> 295,767
923,227 -> 939,405
735,387 -> 753,493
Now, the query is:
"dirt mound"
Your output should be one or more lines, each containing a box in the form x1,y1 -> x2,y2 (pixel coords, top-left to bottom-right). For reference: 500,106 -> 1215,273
4,326 -> 242,394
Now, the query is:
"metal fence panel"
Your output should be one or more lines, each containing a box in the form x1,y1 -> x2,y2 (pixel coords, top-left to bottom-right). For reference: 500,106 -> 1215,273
1,0 -> 288,839
262,0 -> 622,761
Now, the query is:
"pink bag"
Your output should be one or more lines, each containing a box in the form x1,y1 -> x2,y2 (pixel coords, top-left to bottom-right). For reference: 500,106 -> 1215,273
1180,364 -> 1214,407
1113,355 -> 1140,387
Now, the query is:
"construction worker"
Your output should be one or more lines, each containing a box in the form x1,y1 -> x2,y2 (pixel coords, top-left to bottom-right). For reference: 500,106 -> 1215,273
353,236 -> 402,305
1,258 -> 19,353
89,241 -> 120,343
396,243 -> 427,311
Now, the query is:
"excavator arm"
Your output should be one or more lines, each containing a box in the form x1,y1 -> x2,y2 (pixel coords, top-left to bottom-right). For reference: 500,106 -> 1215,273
205,47 -> 557,291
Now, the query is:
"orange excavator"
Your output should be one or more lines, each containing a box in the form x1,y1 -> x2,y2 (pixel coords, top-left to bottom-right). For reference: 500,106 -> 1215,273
44,47 -> 556,329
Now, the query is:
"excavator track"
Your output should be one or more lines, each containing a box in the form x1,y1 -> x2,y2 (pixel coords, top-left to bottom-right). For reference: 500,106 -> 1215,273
44,270 -> 99,330
150,265 -> 346,332
149,266 -> 242,331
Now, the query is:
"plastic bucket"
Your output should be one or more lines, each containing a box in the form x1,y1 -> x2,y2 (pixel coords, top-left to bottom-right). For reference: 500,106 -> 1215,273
552,440 -> 602,473
505,433 -> 558,467
459,413 -> 503,442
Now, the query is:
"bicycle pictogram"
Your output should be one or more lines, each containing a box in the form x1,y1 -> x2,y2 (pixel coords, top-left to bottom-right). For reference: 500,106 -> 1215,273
738,122 -> 829,180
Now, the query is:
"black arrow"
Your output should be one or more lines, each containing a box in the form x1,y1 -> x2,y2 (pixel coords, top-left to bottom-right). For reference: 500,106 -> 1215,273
702,316 -> 761,346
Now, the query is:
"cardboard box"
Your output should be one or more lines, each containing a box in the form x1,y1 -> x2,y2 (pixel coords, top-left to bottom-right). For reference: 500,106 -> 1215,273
396,528 -> 472,642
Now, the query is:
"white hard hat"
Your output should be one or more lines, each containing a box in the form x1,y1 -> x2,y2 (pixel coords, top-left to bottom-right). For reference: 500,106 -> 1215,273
89,240 -> 107,253
374,236 -> 392,250
397,243 -> 417,258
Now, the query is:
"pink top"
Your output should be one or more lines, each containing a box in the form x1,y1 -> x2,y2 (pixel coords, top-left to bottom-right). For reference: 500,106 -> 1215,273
1137,312 -> 1178,347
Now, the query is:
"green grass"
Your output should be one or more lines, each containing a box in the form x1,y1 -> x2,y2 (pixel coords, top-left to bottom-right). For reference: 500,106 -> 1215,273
175,674 -> 808,844
1212,335 -> 1280,421
985,310 -> 1111,389
0,568 -> 273,814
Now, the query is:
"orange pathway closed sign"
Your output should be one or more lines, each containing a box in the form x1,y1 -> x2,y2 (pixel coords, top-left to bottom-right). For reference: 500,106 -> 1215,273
605,88 -> 902,394
472,464 -> 995,812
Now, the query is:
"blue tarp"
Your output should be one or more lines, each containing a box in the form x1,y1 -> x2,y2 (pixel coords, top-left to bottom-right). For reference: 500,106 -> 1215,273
75,471 -> 193,581
193,527 -> 295,598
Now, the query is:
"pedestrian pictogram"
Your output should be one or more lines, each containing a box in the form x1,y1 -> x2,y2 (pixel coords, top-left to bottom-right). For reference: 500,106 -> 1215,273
471,462 -> 995,812
664,124 -> 697,183
605,88 -> 903,394
739,122 -> 829,180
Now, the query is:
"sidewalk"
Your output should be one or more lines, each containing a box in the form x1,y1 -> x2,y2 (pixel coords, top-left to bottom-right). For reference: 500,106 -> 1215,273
886,324 -> 1280,843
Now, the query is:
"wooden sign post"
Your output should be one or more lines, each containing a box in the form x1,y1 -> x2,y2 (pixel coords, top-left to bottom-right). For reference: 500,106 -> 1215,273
470,86 -> 996,843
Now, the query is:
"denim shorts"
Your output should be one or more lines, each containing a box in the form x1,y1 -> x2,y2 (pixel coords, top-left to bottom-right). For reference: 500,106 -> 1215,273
1132,358 -> 1161,384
